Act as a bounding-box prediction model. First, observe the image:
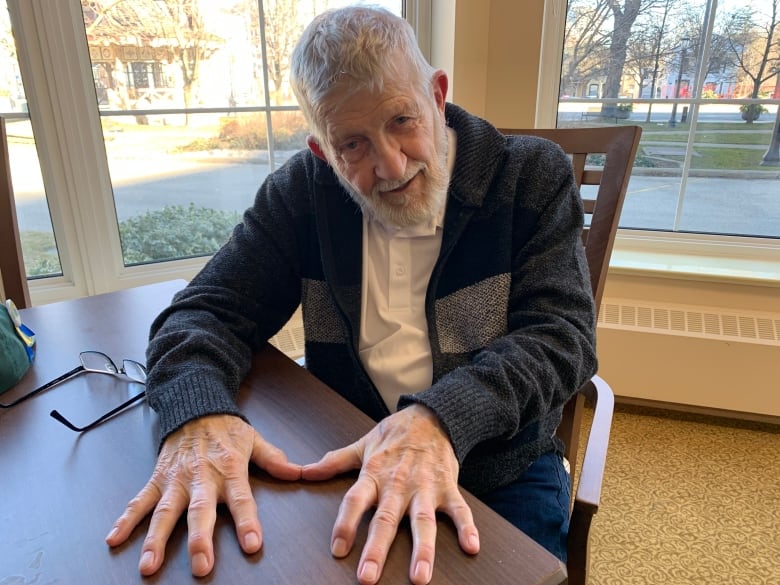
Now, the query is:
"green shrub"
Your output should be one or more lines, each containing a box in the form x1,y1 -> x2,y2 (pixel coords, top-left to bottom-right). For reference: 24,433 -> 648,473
20,231 -> 62,278
119,204 -> 242,265
739,103 -> 768,122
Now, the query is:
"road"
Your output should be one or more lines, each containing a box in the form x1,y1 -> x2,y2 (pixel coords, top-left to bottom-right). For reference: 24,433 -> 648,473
12,156 -> 779,240
8,121 -> 780,241
558,101 -> 779,125
619,172 -> 779,237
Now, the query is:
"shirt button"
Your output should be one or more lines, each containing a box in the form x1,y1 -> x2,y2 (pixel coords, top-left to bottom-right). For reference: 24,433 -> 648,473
395,265 -> 406,276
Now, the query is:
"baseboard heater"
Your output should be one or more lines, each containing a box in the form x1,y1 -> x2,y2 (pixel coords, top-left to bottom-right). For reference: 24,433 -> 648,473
598,299 -> 780,346
597,298 -> 780,420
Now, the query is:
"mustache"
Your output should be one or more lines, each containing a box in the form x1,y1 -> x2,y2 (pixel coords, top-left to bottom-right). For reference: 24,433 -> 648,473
375,162 -> 427,194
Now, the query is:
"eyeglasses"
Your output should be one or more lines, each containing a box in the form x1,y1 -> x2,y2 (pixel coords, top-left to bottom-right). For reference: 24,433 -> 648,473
0,350 -> 147,432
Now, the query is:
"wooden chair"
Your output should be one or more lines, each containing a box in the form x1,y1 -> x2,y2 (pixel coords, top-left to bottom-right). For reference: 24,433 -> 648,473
500,125 -> 642,585
0,116 -> 31,308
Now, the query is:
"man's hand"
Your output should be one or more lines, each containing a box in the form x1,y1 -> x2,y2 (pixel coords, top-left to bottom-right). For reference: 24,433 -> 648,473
105,414 -> 302,577
301,404 -> 480,585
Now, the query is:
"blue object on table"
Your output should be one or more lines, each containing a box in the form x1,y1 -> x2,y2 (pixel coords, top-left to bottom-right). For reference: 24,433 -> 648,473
0,300 -> 34,393
5,299 -> 35,362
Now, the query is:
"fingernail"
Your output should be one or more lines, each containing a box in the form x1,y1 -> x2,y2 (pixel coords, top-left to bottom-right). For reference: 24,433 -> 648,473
331,537 -> 348,557
192,552 -> 209,575
244,531 -> 260,551
414,560 -> 432,582
140,550 -> 155,570
469,534 -> 480,550
105,527 -> 118,542
359,560 -> 378,582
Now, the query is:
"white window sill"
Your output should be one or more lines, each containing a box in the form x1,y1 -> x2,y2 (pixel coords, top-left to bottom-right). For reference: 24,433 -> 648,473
610,231 -> 780,287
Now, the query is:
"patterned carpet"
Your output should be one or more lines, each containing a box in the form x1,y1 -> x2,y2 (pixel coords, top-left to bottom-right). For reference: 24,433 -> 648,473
583,404 -> 780,585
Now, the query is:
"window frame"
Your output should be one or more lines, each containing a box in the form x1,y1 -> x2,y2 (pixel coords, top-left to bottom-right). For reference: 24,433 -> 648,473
9,0 -> 430,305
537,0 -> 780,286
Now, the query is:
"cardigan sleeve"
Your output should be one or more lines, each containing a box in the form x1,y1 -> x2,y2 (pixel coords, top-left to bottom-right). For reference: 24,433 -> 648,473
144,155 -> 311,446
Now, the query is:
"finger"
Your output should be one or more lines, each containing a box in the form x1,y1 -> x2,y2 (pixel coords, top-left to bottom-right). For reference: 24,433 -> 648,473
223,472 -> 263,555
357,488 -> 408,585
186,478 -> 219,577
302,442 -> 364,481
408,495 -> 438,585
106,480 -> 161,547
139,481 -> 190,576
330,475 -> 378,559
251,432 -> 303,481
441,489 -> 480,555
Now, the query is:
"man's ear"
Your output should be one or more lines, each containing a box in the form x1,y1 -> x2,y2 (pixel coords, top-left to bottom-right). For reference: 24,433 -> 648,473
432,70 -> 449,115
306,135 -> 328,162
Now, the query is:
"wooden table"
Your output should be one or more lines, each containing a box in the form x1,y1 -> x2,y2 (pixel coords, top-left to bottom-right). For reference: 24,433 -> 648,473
0,280 -> 567,584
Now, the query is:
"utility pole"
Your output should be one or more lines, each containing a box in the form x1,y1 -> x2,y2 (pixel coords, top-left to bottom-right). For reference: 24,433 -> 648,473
668,38 -> 689,127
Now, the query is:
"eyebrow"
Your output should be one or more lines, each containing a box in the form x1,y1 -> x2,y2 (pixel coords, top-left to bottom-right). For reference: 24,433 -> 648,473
327,97 -> 422,141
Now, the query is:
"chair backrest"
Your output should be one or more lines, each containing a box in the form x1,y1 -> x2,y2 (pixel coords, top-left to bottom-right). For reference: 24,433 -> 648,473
500,125 -> 641,585
499,126 -> 642,312
0,116 -> 31,308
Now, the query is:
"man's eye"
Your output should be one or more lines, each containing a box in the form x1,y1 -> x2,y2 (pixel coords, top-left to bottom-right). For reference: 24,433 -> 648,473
338,139 -> 366,162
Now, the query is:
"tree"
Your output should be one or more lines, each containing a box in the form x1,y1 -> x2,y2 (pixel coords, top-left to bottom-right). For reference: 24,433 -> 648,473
0,7 -> 23,110
764,106 -> 780,165
720,0 -> 780,164
264,0 -> 304,104
601,0 -> 644,117
623,0 -> 676,121
722,0 -> 780,124
157,0 -> 222,122
561,0 -> 612,97
228,0 -> 315,105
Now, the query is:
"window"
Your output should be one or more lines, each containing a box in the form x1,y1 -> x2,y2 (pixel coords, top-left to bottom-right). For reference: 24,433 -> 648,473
6,0 -> 420,304
553,0 -> 779,245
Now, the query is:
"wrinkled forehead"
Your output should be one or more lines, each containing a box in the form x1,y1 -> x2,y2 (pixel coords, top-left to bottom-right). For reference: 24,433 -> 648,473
314,63 -> 430,135
320,79 -> 426,131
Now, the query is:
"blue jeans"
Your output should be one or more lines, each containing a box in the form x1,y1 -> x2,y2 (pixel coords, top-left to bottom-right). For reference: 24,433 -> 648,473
478,452 -> 570,563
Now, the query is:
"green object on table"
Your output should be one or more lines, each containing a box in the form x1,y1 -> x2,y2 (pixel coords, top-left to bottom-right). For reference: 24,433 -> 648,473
0,302 -> 31,394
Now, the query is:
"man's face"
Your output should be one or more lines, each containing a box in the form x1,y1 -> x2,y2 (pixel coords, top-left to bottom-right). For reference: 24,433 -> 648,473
308,69 -> 450,228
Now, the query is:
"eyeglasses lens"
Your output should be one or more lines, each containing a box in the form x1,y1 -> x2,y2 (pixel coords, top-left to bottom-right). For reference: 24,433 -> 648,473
80,351 -> 118,374
122,360 -> 147,384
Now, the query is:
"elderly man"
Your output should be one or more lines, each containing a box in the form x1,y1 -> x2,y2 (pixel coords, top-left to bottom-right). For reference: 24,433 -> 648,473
106,6 -> 596,585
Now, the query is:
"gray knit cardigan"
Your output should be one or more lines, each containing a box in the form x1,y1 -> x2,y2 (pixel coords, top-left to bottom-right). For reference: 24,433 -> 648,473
145,103 -> 597,496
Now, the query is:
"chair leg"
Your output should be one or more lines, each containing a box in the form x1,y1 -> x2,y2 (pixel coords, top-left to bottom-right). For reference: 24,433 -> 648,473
567,508 -> 593,585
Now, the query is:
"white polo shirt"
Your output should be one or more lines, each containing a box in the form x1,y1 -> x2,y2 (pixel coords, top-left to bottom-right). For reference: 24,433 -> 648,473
359,129 -> 457,411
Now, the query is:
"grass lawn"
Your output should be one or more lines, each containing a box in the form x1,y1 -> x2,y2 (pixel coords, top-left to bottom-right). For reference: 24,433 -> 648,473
635,122 -> 773,146
651,146 -> 773,170
566,120 -> 778,170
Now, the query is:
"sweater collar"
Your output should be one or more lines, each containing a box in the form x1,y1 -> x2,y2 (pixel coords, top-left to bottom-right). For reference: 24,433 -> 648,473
443,102 -> 507,209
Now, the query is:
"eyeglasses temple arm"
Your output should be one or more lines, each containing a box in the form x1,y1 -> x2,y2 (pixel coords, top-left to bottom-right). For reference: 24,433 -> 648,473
49,389 -> 146,432
0,365 -> 85,408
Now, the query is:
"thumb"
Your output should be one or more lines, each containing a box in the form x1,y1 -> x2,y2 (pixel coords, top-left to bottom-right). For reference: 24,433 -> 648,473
251,431 -> 303,481
301,440 -> 364,481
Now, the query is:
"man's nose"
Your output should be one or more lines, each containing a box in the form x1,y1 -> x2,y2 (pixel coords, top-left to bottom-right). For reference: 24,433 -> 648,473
372,138 -> 406,181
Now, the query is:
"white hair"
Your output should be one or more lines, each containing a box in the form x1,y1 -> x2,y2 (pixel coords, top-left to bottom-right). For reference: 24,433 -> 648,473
290,5 -> 436,140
